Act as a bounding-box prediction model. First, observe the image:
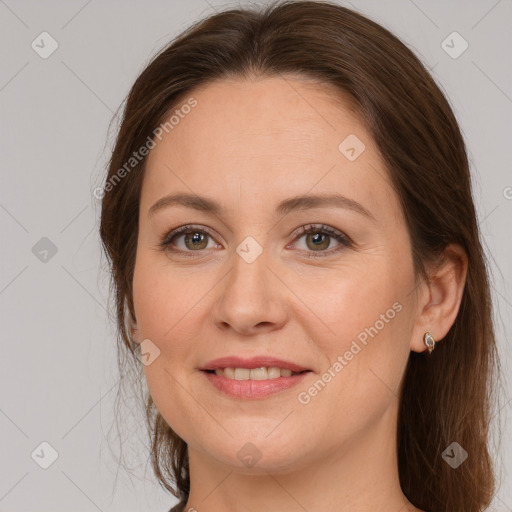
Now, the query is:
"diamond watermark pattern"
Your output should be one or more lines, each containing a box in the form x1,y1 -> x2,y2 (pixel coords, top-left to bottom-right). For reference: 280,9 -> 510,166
236,236 -> 263,264
32,237 -> 58,263
138,338 -> 161,366
237,442 -> 262,468
441,32 -> 468,59
31,441 -> 59,469
338,134 -> 366,161
31,32 -> 59,59
442,441 -> 468,468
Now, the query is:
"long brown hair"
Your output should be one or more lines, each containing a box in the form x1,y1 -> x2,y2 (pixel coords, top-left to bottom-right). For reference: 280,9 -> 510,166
98,1 -> 501,510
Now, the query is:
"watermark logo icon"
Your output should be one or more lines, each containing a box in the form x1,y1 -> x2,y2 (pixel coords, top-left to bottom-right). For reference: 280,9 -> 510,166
236,236 -> 263,264
31,32 -> 59,59
237,442 -> 262,468
338,134 -> 365,161
32,237 -> 58,263
442,441 -> 468,468
137,339 -> 161,366
31,441 -> 59,469
441,32 -> 468,59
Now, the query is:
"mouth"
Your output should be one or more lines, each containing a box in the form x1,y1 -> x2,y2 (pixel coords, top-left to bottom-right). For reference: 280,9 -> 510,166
199,356 -> 313,399
200,365 -> 312,399
202,367 -> 310,380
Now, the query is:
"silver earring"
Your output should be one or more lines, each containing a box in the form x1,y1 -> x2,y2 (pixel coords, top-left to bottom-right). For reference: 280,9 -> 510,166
424,332 -> 436,354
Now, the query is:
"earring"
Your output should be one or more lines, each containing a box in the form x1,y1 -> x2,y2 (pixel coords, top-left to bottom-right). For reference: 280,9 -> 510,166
424,332 -> 436,354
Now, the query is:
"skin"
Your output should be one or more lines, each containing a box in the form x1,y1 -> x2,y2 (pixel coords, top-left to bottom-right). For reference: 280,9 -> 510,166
131,75 -> 468,512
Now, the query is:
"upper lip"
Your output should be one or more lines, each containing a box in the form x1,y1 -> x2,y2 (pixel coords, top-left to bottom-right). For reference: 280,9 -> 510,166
199,356 -> 311,373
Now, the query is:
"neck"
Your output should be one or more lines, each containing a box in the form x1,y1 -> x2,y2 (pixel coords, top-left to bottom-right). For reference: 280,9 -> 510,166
181,401 -> 421,512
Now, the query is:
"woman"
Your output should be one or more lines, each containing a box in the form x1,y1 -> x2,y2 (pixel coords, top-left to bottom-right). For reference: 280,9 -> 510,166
99,1 -> 500,511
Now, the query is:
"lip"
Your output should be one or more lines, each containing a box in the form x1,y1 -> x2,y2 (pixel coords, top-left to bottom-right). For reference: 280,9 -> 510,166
199,356 -> 310,373
202,370 -> 311,399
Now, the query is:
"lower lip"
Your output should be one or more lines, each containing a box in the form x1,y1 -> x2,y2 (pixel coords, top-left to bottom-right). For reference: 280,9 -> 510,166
201,370 -> 311,399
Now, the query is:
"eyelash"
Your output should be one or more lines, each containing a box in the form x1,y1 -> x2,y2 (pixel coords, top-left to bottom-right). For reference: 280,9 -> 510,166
158,224 -> 352,259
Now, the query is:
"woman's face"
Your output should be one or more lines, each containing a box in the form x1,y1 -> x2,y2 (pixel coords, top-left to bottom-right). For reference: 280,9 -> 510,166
132,76 -> 423,472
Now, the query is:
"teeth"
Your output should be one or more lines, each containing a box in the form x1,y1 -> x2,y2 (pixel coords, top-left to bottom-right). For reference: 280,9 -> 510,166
213,367 -> 297,380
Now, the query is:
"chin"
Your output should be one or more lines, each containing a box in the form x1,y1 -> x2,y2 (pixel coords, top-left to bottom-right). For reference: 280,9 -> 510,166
195,431 -> 317,475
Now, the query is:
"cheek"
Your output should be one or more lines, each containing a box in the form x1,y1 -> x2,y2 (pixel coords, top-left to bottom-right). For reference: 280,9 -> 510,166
132,249 -> 216,382
292,267 -> 411,421
132,249 -> 208,342
291,260 -> 400,344
133,257 -> 209,438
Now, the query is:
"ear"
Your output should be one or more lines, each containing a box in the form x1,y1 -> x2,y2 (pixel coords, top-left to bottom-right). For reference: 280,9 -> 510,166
410,243 -> 468,353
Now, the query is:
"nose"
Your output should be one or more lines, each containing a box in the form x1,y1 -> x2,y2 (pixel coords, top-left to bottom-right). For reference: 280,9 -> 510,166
210,248 -> 289,336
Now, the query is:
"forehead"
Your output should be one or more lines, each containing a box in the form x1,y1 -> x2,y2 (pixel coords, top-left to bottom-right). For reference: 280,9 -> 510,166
149,75 -> 366,162
141,76 -> 397,224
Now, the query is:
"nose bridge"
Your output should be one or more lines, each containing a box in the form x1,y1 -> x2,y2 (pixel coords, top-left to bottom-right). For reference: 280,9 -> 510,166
232,237 -> 271,292
211,238 -> 288,334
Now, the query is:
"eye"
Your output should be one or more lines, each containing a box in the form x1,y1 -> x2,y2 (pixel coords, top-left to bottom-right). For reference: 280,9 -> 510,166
159,225 -> 219,256
289,224 -> 352,258
158,223 -> 352,258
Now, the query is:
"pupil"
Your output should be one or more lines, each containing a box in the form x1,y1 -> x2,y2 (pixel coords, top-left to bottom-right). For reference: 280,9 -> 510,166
308,232 -> 329,251
312,233 -> 323,245
186,232 -> 206,249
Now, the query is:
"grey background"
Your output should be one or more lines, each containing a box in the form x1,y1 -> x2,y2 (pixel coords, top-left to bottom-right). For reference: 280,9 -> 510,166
0,0 -> 510,511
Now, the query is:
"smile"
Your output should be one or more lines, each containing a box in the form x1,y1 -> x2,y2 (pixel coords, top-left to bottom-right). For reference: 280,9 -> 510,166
208,367 -> 306,380
201,368 -> 311,399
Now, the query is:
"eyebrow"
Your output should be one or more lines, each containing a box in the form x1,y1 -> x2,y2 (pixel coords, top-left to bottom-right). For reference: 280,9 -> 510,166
148,192 -> 376,221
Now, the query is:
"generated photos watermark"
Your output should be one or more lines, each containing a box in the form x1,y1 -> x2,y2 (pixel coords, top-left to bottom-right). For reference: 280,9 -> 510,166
93,97 -> 198,200
297,301 -> 403,405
